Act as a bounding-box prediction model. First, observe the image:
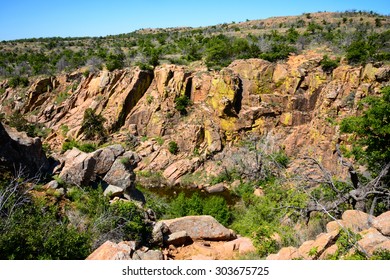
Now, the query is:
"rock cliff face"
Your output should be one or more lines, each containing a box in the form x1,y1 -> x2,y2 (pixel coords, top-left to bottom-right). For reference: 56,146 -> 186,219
0,122 -> 49,176
1,51 -> 389,184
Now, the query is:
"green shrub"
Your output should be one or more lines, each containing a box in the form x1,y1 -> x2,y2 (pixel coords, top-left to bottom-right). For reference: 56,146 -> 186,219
174,95 -> 191,115
340,86 -> 390,172
320,55 -> 339,73
155,136 -> 164,146
8,76 -> 29,88
167,192 -> 232,226
80,108 -> 107,141
168,141 -> 179,155
260,43 -> 296,62
0,180 -> 91,259
61,139 -> 98,153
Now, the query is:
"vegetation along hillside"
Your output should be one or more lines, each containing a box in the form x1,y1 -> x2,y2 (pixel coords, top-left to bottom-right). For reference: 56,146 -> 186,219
0,11 -> 389,260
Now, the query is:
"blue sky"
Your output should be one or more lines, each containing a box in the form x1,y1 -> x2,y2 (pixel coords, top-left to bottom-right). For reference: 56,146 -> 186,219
1,0 -> 389,40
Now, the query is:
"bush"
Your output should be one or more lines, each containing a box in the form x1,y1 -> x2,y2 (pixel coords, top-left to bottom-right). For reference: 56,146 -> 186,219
80,108 -> 107,141
8,76 -> 29,88
61,139 -> 98,153
320,55 -> 339,73
174,95 -> 191,115
167,192 -> 232,226
168,141 -> 179,155
340,86 -> 390,172
0,179 -> 91,259
259,43 -> 296,62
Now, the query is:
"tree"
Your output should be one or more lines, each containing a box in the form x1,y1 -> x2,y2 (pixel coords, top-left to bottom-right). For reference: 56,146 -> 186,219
80,108 -> 107,140
340,86 -> 390,172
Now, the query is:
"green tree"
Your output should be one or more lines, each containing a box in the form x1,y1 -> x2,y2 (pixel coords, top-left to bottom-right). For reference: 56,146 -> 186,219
80,108 -> 107,140
340,86 -> 390,172
168,141 -> 179,155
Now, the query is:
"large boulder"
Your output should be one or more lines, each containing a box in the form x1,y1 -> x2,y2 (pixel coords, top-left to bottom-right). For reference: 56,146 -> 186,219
91,144 -> 124,175
59,148 -> 96,186
357,228 -> 390,256
341,210 -> 373,233
158,215 -> 236,241
163,158 -> 199,185
103,151 -> 140,190
372,211 -> 390,236
0,123 -> 50,176
266,247 -> 298,260
86,240 -> 132,260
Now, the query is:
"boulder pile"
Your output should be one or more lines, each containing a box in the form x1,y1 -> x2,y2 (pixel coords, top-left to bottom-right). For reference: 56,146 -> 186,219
267,210 -> 390,260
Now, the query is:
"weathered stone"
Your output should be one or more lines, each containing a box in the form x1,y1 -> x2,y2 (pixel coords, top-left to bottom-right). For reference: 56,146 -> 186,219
161,215 -> 236,241
358,228 -> 389,256
0,123 -> 50,176
253,188 -> 265,197
319,244 -> 338,260
223,237 -> 256,255
132,249 -> 163,260
307,231 -> 339,259
163,158 -> 198,185
205,183 -> 226,194
86,240 -> 131,260
326,220 -> 345,233
46,180 -> 59,189
92,144 -> 124,175
372,211 -> 390,236
266,246 -> 298,260
103,185 -> 124,197
165,231 -> 190,246
103,153 -> 140,190
152,221 -> 170,246
59,148 -> 96,186
341,210 -> 374,233
297,240 -> 316,260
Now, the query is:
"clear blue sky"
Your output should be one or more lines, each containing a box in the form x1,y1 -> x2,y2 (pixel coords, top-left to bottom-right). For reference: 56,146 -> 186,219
1,0 -> 389,40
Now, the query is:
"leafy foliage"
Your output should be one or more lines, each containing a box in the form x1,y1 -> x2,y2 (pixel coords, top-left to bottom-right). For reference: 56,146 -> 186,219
8,76 -> 29,88
168,140 -> 179,155
174,95 -> 191,115
167,192 -> 232,226
61,138 -> 98,153
80,108 -> 107,141
320,55 -> 339,73
340,86 -> 390,172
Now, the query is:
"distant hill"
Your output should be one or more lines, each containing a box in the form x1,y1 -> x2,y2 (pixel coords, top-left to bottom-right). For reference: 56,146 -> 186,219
0,11 -> 389,79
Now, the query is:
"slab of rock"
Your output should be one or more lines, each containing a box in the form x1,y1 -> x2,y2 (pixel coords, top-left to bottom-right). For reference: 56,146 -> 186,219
205,183 -> 226,193
161,215 -> 236,241
357,228 -> 389,256
86,240 -> 131,260
152,221 -> 170,246
319,244 -> 338,260
92,144 -> 124,175
326,220 -> 345,233
372,211 -> 390,236
266,246 -> 298,260
59,148 -> 96,186
223,237 -> 256,255
163,158 -> 198,185
341,210 -> 373,233
132,249 -> 163,260
103,153 -> 139,190
103,185 -> 124,197
46,180 -> 59,189
297,240 -> 316,260
0,123 -> 50,176
165,231 -> 191,246
253,188 -> 265,197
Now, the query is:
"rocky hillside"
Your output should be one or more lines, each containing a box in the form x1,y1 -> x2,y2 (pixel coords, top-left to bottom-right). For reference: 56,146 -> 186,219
0,12 -> 389,260
1,51 -> 388,182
